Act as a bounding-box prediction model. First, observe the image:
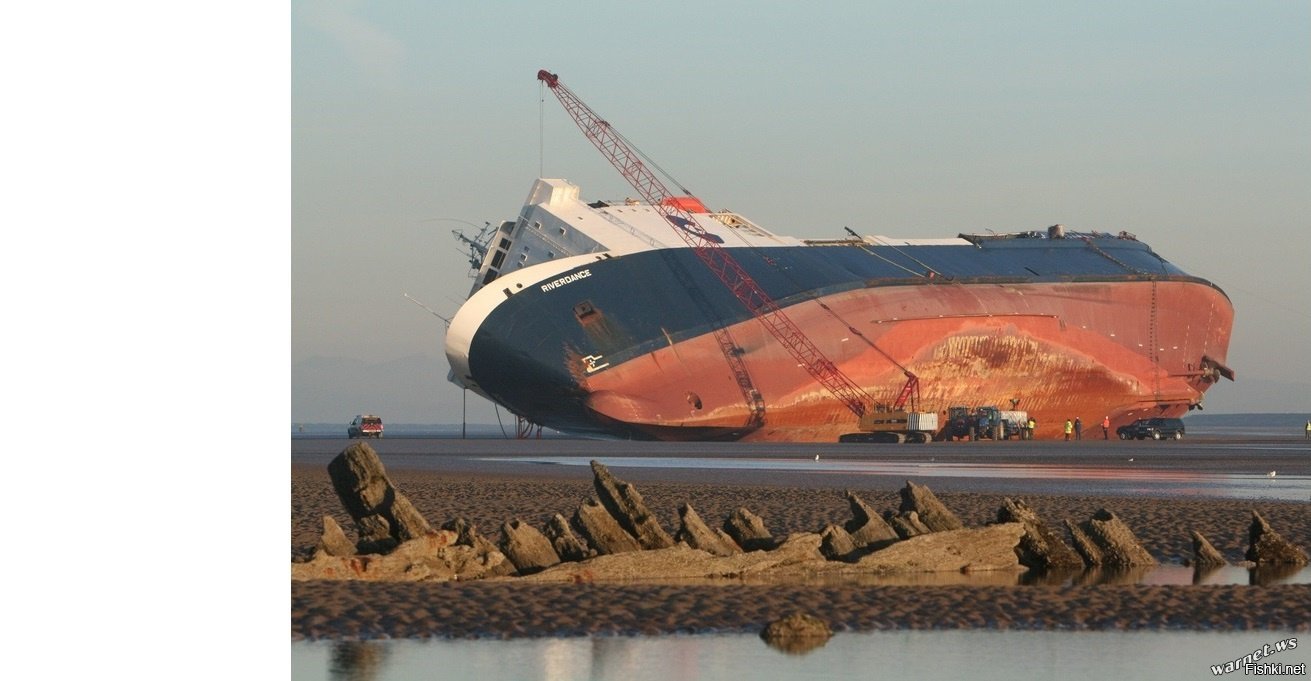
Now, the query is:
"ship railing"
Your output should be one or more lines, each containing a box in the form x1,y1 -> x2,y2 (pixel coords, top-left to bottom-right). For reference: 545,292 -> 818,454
707,211 -> 775,238
1080,236 -> 1146,275
591,207 -> 667,249
959,229 -> 1129,242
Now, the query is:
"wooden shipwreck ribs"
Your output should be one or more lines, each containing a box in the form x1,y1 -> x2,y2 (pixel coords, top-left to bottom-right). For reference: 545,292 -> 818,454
290,443 -> 1309,583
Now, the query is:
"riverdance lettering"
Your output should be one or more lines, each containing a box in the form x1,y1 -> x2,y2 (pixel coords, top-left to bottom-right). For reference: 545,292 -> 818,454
540,269 -> 592,292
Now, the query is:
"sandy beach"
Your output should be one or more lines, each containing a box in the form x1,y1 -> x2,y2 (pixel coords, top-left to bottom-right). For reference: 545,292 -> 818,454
291,456 -> 1311,640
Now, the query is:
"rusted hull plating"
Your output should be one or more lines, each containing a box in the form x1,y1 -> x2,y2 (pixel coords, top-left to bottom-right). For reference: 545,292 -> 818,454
580,279 -> 1232,441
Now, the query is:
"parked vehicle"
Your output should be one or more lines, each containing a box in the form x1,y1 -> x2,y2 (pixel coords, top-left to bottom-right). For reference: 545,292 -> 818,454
996,410 -> 1030,439
840,409 -> 938,443
946,406 -> 975,440
1116,417 -> 1185,441
348,415 -> 384,439
944,405 -> 1029,440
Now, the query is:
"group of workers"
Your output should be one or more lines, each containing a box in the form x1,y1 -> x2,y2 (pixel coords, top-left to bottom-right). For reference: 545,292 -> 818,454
1062,415 -> 1112,441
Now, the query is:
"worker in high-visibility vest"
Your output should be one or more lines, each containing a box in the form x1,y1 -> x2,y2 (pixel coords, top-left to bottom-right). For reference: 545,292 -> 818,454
1064,419 -> 1073,441
1102,415 -> 1111,440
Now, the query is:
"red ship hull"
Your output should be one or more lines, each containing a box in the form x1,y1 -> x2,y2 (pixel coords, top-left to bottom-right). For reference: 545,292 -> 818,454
580,279 -> 1233,442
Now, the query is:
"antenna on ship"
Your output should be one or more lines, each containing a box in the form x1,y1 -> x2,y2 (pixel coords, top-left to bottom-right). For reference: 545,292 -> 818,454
420,218 -> 496,274
403,293 -> 465,437
403,293 -> 452,327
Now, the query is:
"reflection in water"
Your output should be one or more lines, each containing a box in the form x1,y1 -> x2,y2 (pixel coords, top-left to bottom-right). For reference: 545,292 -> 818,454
1016,565 -> 1161,586
761,635 -> 828,656
1193,564 -> 1222,585
592,637 -> 644,681
758,614 -> 833,655
666,563 -> 1308,587
1186,563 -> 1302,587
540,639 -> 580,681
329,642 -> 389,681
292,630 -> 1311,681
493,456 -> 1311,501
1017,564 -> 1309,587
1251,562 -> 1305,585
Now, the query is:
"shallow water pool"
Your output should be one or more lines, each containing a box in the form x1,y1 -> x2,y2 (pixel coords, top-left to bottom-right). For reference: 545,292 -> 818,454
487,455 -> 1311,502
292,630 -> 1308,681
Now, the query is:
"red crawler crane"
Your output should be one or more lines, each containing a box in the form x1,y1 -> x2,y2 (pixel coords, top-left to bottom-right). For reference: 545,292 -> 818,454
538,70 -> 922,420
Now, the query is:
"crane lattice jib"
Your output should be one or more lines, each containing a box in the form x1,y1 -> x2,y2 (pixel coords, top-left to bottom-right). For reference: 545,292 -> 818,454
538,70 -> 872,417
893,373 -> 919,412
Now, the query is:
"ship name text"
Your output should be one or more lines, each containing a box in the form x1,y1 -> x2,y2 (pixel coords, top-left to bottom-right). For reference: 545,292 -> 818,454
541,269 -> 592,292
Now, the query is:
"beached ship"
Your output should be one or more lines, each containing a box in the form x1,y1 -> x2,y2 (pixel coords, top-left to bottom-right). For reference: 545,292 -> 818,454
443,72 -> 1233,442
443,177 -> 1233,442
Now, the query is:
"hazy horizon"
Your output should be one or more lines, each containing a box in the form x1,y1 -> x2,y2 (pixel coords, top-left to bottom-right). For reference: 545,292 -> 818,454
292,1 -> 1311,425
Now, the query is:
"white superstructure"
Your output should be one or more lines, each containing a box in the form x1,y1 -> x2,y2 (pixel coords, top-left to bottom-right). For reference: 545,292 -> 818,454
467,178 -> 801,298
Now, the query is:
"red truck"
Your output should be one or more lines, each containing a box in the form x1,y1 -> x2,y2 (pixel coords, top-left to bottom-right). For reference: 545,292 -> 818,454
347,415 -> 383,439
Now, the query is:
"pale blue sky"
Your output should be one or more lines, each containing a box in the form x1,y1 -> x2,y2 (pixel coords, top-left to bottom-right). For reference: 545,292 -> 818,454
292,0 -> 1310,423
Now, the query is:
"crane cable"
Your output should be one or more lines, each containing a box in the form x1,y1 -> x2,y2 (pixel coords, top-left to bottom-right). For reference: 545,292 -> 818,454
540,76 -> 693,197
845,237 -> 926,278
612,127 -> 695,197
859,232 -> 942,279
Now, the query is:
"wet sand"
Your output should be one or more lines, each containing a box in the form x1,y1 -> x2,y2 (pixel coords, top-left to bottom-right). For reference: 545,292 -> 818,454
291,460 -> 1311,639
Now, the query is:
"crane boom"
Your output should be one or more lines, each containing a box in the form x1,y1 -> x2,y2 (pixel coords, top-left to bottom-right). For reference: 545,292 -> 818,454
538,69 -> 875,417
